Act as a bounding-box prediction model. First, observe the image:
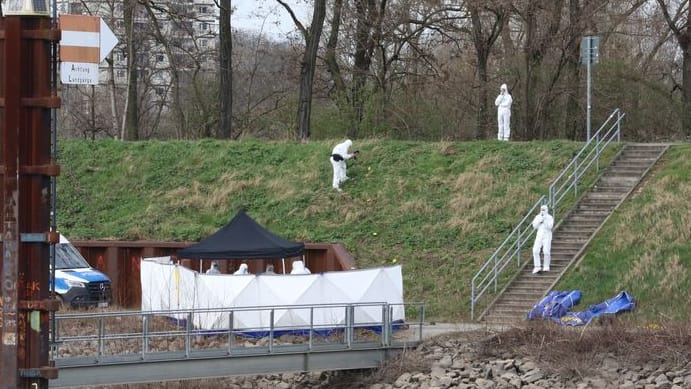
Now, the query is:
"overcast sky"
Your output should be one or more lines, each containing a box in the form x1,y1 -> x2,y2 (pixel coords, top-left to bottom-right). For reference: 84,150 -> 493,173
232,0 -> 311,40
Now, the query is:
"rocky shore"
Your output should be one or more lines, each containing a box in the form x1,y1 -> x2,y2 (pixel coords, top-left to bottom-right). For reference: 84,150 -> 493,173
91,322 -> 691,389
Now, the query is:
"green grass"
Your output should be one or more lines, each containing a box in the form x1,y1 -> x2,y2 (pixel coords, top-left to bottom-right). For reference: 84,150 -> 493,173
56,139 -> 690,322
556,144 -> 691,324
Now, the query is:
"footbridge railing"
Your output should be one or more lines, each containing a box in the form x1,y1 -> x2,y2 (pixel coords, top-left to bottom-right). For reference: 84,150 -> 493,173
470,108 -> 625,320
50,301 -> 425,387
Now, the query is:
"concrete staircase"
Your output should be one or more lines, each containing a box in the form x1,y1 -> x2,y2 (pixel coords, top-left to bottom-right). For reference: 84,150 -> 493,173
481,143 -> 669,326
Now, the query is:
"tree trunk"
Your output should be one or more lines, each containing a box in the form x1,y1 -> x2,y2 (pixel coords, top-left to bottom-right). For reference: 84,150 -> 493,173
122,0 -> 139,141
325,0 -> 346,95
218,0 -> 233,139
106,57 -> 119,139
656,0 -> 691,138
681,20 -> 691,137
295,0 -> 326,140
469,5 -> 504,140
522,0 -> 564,140
350,0 -> 386,139
142,4 -> 187,139
523,3 -> 538,140
564,0 -> 583,140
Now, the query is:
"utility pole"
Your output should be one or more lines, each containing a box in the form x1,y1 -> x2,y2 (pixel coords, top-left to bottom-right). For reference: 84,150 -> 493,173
581,35 -> 600,142
0,1 -> 61,387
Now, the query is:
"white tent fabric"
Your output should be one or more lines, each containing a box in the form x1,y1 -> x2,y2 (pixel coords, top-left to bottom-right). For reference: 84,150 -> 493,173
140,258 -> 405,331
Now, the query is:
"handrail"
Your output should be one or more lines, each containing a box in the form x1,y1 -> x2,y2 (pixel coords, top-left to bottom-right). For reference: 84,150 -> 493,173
471,108 -> 625,320
52,301 -> 426,366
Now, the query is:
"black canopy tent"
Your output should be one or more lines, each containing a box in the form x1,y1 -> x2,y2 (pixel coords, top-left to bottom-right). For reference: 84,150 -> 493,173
177,209 -> 304,273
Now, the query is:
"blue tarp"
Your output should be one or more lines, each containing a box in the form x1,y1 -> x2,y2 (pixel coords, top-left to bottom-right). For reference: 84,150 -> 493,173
527,291 -> 635,326
527,290 -> 582,321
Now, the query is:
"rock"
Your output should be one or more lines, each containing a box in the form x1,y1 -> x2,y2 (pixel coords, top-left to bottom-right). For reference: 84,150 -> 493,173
436,355 -> 453,368
394,372 -> 412,387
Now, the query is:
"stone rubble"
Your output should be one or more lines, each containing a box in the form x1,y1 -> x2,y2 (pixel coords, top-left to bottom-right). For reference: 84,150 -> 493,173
96,328 -> 691,389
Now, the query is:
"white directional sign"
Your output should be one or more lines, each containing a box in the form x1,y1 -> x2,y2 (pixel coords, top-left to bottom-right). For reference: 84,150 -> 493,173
59,15 -> 119,85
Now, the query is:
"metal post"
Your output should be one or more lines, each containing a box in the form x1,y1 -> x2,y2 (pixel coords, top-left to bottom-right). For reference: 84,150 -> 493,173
98,318 -> 105,360
228,311 -> 234,352
586,38 -> 592,142
143,315 -> 149,357
1,10 -> 60,388
185,312 -> 192,358
269,309 -> 274,353
582,35 -> 599,142
308,307 -> 313,350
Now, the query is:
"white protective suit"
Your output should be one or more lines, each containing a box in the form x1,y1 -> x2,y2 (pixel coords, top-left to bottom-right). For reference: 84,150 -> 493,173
233,263 -> 249,275
263,264 -> 276,274
290,260 -> 311,274
205,261 -> 221,274
495,84 -> 512,141
531,205 -> 554,273
329,139 -> 357,192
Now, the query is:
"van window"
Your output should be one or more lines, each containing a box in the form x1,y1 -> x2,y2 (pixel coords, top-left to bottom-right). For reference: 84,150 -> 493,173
55,243 -> 92,269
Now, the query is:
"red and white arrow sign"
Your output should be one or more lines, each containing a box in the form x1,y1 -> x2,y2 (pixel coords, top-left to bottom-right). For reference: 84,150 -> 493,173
59,15 -> 119,85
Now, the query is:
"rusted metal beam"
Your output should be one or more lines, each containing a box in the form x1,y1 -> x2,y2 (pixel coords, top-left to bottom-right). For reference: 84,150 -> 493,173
1,16 -> 23,389
1,14 -> 60,389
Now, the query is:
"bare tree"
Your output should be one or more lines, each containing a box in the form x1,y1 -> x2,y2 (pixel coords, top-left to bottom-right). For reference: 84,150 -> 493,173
122,0 -> 140,140
466,1 -> 507,139
277,0 -> 327,141
218,0 -> 233,139
656,0 -> 691,137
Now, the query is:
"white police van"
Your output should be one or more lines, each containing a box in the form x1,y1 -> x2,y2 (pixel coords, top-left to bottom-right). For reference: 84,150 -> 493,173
54,235 -> 112,309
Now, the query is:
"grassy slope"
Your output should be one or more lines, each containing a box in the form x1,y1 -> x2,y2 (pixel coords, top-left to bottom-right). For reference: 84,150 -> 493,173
556,145 -> 691,323
57,139 -> 689,322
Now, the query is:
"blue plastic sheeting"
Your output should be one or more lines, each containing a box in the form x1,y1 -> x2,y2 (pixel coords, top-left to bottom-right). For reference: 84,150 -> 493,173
527,290 -> 582,321
527,291 -> 635,326
165,317 -> 407,339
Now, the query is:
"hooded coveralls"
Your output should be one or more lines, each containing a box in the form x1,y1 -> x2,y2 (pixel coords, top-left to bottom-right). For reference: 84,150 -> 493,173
290,260 -> 311,274
532,205 -> 554,273
234,263 -> 249,275
330,139 -> 356,191
495,84 -> 512,141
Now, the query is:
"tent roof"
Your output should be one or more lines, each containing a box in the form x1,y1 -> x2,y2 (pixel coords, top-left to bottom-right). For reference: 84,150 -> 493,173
177,210 -> 304,260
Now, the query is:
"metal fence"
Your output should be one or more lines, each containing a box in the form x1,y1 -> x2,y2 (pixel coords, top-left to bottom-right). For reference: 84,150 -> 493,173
470,109 -> 625,320
52,301 -> 426,367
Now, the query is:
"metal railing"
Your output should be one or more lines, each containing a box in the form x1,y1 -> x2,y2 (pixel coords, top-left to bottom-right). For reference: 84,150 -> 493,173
470,109 -> 625,320
51,301 -> 425,367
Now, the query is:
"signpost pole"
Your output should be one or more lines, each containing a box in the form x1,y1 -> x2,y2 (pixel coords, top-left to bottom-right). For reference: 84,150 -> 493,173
586,37 -> 592,142
581,35 -> 599,142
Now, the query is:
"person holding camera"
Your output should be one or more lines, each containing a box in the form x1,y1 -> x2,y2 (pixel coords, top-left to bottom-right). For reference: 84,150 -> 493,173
495,83 -> 512,141
329,139 -> 359,192
532,204 -> 554,274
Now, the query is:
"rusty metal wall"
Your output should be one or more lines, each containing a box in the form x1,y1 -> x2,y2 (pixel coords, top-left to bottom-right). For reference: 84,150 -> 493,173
70,240 -> 357,308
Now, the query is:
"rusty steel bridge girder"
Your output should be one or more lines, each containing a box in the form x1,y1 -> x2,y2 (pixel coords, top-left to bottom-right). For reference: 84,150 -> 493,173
0,14 -> 61,389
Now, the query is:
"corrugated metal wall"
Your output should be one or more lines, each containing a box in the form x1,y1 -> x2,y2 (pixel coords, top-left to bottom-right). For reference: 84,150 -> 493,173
71,240 -> 357,308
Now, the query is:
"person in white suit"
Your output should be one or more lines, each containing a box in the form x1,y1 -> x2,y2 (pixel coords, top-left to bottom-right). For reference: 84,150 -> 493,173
290,260 -> 311,274
329,139 -> 359,192
532,205 -> 554,274
233,263 -> 249,275
495,83 -> 512,141
205,261 -> 221,274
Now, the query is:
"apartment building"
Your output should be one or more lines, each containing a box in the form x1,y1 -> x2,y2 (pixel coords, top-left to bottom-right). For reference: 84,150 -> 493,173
56,0 -> 220,86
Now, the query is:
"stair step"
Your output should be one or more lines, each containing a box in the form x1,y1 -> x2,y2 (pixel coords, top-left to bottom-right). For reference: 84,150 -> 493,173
496,290 -> 545,298
493,299 -> 538,307
553,235 -> 593,242
563,214 -> 605,221
481,143 -> 668,326
487,308 -> 532,316
558,224 -> 600,230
